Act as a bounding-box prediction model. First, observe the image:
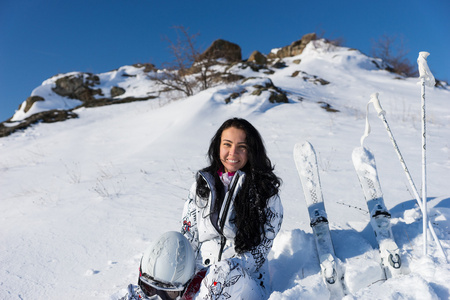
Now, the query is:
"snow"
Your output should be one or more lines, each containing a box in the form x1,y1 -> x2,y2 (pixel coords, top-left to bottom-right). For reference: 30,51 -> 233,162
1,40 -> 449,299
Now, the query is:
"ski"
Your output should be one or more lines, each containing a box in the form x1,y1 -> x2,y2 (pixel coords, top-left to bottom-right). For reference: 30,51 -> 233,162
294,141 -> 346,299
352,146 -> 402,278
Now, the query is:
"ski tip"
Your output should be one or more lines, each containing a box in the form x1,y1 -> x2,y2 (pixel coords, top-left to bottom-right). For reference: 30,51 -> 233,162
294,141 -> 315,155
352,146 -> 374,162
352,146 -> 378,175
352,146 -> 364,160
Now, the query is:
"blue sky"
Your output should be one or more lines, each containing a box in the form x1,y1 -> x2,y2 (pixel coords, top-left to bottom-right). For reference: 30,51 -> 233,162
1,0 -> 448,122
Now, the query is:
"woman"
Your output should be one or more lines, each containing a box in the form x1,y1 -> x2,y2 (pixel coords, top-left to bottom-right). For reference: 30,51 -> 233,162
181,118 -> 283,299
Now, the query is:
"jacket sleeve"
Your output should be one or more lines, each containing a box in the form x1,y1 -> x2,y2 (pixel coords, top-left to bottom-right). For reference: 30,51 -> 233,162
235,194 -> 283,274
181,182 -> 202,267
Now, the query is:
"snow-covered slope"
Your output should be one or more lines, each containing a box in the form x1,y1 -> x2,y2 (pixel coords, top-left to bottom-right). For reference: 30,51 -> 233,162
1,40 -> 449,299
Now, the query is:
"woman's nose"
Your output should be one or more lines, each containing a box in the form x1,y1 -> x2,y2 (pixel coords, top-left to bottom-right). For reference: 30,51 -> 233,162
229,145 -> 236,155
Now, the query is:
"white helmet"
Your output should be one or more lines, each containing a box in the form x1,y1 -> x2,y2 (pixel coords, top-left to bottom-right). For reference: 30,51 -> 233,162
140,231 -> 195,291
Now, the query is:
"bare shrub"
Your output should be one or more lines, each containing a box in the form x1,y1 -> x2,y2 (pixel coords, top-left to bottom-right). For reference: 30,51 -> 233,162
371,34 -> 418,77
150,26 -> 224,98
316,29 -> 345,46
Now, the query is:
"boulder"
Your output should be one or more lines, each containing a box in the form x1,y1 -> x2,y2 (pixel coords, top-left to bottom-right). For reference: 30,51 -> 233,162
198,39 -> 242,62
268,33 -> 317,59
110,86 -> 126,98
52,73 -> 102,101
247,51 -> 267,65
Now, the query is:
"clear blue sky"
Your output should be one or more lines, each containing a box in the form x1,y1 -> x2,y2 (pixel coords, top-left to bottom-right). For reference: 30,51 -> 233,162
1,0 -> 449,122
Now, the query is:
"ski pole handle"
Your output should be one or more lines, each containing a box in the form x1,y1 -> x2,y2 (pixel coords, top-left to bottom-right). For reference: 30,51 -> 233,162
360,92 -> 386,146
417,52 -> 435,87
369,93 -> 386,117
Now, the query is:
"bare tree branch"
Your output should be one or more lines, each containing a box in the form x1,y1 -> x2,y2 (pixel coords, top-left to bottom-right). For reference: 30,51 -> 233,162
149,26 -> 241,99
371,34 -> 418,77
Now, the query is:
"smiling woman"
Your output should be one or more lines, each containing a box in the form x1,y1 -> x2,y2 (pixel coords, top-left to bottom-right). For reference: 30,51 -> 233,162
180,117 -> 283,299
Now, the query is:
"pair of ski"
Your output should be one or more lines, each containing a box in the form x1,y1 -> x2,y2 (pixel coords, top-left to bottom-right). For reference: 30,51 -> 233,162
293,141 -> 402,299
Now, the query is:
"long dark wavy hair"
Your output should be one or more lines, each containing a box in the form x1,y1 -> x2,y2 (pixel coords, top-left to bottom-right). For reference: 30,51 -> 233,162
196,118 -> 281,253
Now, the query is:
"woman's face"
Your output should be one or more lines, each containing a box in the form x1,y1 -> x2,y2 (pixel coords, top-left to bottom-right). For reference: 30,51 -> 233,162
220,127 -> 248,173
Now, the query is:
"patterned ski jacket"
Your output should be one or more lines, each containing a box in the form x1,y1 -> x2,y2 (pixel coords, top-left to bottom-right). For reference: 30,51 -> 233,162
181,169 -> 283,284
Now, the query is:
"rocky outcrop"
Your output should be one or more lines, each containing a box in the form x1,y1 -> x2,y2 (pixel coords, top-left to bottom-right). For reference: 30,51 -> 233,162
240,77 -> 289,104
52,73 -> 103,101
268,33 -> 317,59
251,79 -> 289,103
132,63 -> 156,73
23,96 -> 45,113
0,63 -> 161,137
291,70 -> 330,85
0,110 -> 79,137
198,39 -> 242,62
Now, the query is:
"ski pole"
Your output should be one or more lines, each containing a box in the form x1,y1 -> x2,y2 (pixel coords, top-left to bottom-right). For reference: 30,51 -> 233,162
421,76 -> 428,257
368,93 -> 447,262
417,51 -> 436,257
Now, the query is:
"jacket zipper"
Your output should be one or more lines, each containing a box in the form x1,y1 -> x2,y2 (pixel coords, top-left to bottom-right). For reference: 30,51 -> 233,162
217,172 -> 240,261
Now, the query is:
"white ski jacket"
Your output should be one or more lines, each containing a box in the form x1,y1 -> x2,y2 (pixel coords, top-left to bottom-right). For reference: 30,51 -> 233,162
181,170 -> 283,290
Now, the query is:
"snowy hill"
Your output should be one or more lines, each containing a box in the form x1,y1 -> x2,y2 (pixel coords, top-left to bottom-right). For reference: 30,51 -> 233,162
1,39 -> 449,299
